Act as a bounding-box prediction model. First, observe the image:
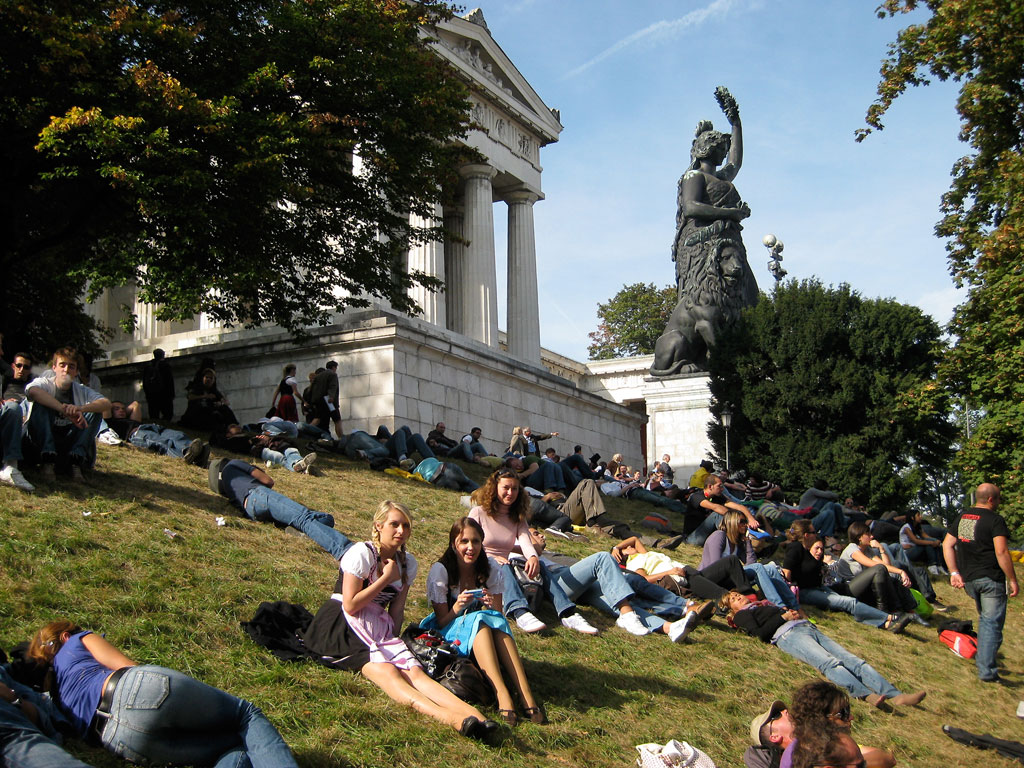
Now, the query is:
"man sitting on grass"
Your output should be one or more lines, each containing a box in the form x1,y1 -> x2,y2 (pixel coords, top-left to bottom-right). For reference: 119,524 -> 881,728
24,348 -> 110,481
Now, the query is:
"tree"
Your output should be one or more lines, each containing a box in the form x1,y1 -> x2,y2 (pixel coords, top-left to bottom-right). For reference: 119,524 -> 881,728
858,0 -> 1024,532
587,283 -> 677,360
0,0 -> 475,357
706,279 -> 955,513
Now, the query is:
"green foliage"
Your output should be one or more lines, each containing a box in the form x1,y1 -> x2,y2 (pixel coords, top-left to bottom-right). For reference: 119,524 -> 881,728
0,0 -> 475,352
859,0 -> 1024,533
707,279 -> 955,512
587,283 -> 676,360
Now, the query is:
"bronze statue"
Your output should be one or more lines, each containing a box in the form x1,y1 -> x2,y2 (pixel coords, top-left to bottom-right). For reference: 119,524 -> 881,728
650,87 -> 758,376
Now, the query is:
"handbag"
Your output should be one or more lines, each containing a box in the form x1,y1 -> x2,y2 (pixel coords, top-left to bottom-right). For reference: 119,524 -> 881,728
400,623 -> 494,706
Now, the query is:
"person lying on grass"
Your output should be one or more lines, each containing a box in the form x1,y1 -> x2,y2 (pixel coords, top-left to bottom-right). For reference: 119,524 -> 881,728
302,501 -> 498,742
28,620 -> 298,768
719,590 -> 926,709
421,516 -> 546,727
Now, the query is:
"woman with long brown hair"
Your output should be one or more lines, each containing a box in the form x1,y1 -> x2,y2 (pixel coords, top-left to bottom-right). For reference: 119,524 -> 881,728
422,516 -> 545,725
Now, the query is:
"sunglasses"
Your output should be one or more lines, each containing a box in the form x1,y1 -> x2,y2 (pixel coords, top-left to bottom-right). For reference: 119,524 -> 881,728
12,362 -> 30,368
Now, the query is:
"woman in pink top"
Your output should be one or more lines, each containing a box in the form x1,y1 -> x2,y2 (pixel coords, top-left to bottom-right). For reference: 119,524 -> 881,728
468,469 -> 597,635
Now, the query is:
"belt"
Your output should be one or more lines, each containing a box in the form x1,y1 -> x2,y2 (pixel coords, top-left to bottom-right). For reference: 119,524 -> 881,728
92,666 -> 129,735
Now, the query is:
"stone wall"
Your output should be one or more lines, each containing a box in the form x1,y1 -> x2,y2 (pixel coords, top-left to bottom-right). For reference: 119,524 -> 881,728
94,310 -> 647,468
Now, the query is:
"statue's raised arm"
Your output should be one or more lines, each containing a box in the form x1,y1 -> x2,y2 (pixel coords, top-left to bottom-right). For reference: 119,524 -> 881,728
714,86 -> 742,181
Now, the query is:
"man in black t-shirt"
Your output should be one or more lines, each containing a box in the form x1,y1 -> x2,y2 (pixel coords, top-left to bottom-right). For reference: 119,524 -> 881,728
943,482 -> 1019,682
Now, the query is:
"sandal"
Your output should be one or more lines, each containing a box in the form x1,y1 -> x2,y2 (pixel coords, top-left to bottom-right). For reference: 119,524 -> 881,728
522,705 -> 547,725
498,709 -> 518,727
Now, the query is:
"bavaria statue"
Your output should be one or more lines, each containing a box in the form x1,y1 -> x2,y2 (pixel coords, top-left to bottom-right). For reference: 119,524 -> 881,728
650,86 -> 758,376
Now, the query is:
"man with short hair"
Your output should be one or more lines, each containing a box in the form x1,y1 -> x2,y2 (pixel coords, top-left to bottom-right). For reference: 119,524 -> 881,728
445,426 -> 490,464
943,482 -> 1019,682
25,348 -> 110,481
309,360 -> 342,438
426,421 -> 457,453
1,351 -> 35,491
685,474 -> 760,545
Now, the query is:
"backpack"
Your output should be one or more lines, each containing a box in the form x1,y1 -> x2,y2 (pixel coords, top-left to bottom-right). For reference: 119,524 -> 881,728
641,512 -> 672,533
939,630 -> 978,659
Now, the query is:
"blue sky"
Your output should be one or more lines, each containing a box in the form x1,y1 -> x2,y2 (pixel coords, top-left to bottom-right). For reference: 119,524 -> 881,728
467,0 -> 966,361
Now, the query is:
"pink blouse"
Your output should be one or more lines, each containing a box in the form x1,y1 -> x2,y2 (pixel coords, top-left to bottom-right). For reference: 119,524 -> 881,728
467,505 -> 538,561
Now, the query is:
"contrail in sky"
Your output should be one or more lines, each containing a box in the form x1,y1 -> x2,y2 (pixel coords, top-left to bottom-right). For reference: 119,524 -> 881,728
562,0 -> 747,80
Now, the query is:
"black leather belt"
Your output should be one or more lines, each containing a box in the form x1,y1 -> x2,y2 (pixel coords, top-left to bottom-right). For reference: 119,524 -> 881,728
92,666 -> 128,735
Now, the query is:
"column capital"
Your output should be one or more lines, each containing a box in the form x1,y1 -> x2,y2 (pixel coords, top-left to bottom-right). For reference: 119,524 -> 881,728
503,187 -> 539,205
460,163 -> 497,182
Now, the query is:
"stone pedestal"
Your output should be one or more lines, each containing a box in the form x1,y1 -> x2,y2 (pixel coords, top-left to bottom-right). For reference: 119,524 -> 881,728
642,373 -> 714,472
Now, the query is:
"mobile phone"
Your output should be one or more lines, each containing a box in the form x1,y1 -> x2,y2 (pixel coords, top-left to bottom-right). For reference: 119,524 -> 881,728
465,589 -> 486,598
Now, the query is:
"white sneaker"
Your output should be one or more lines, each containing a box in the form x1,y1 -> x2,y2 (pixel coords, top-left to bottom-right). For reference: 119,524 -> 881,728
561,613 -> 599,635
615,611 -> 651,636
399,458 -> 416,471
0,465 -> 34,492
293,453 -> 317,474
514,612 -> 546,633
667,611 -> 700,643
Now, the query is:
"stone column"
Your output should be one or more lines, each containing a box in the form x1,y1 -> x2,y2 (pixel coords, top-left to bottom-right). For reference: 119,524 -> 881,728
443,205 -> 464,334
505,188 -> 541,363
406,202 -> 446,327
459,163 -> 498,347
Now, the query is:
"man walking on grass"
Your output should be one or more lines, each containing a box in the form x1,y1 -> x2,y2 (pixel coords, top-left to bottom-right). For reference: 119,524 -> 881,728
943,482 -> 1019,683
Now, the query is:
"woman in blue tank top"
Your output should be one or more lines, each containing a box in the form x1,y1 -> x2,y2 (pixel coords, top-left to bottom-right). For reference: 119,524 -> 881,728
28,620 -> 297,767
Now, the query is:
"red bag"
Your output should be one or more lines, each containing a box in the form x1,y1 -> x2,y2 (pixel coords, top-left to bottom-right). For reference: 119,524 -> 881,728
939,630 -> 978,659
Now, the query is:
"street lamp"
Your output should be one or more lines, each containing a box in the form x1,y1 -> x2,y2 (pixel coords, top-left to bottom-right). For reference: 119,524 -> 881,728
720,405 -> 733,471
762,233 -> 787,283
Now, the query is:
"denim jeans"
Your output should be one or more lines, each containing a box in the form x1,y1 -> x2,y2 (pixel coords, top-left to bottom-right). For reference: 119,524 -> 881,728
100,665 -> 297,768
560,453 -> 598,480
260,446 -> 302,471
500,561 -> 575,618
260,420 -> 331,440
446,440 -> 487,461
686,511 -> 723,546
0,400 -> 25,464
886,543 -> 935,601
523,461 -> 566,492
343,431 -> 388,461
432,463 -> 478,492
775,624 -> 901,699
801,586 -> 889,628
0,668 -> 92,768
744,562 -> 799,610
26,406 -> 101,465
964,576 -> 1007,680
384,426 -> 435,461
244,486 -> 351,560
129,424 -> 192,457
550,553 -> 669,631
622,571 -> 688,619
902,543 -> 940,567
628,488 -> 687,515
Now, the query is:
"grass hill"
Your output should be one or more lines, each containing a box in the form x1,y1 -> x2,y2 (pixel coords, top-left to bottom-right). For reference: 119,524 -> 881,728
2,442 -> 1022,767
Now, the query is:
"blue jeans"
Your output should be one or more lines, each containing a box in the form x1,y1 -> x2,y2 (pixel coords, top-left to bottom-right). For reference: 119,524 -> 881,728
0,667 -> 91,768
500,562 -> 575,618
0,400 -> 26,464
385,426 -> 435,461
801,586 -> 889,628
964,576 -> 1007,680
26,406 -> 101,465
100,665 -> 297,768
260,446 -> 302,471
244,486 -> 351,560
259,421 -> 331,440
560,453 -> 598,480
550,553 -> 667,631
343,431 -> 388,460
686,512 -> 723,546
623,571 -> 689,620
903,543 -> 940,567
886,543 -> 935,601
775,623 -> 901,700
744,562 -> 799,610
432,463 -> 478,492
523,461 -> 566,492
446,440 -> 487,461
129,424 -> 192,457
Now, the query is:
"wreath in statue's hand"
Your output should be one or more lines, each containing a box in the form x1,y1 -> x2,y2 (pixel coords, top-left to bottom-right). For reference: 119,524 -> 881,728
715,86 -> 740,123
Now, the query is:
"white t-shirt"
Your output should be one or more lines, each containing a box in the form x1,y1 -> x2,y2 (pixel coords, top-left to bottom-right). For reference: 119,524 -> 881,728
426,558 -> 503,605
626,551 -> 683,577
340,542 -> 418,608
898,523 -> 914,549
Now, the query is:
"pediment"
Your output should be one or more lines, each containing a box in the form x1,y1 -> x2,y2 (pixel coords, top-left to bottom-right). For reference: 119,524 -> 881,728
427,11 -> 563,146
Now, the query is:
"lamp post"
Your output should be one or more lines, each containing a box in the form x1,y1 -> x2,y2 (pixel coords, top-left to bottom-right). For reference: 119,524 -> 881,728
762,233 -> 787,283
720,405 -> 733,471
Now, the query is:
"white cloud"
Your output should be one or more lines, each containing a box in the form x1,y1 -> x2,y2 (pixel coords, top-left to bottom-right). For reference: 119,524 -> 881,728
561,0 -> 749,80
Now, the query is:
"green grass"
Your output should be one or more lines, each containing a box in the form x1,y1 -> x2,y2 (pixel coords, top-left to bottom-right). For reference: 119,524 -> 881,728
2,442 -> 1023,767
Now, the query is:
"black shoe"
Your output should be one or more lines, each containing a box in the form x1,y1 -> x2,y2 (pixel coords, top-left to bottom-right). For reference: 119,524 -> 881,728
886,613 -> 913,635
183,438 -> 203,465
460,716 -> 499,742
